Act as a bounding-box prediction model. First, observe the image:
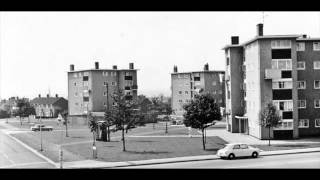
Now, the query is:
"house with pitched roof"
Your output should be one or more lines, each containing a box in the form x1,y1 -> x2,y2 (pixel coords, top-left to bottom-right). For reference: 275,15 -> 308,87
30,94 -> 68,118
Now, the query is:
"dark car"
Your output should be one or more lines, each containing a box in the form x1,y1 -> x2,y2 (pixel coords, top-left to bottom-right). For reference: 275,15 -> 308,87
30,124 -> 53,131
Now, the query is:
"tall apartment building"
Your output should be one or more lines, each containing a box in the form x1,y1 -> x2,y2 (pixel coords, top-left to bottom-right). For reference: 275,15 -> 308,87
67,62 -> 138,121
171,64 -> 225,117
223,23 -> 320,139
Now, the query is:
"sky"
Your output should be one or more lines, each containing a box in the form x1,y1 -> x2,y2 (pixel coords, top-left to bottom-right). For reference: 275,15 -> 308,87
0,11 -> 320,100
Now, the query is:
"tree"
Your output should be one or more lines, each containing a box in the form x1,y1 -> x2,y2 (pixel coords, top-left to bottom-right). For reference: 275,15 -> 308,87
162,102 -> 173,134
60,110 -> 69,137
103,110 -> 114,142
110,89 -> 140,151
88,112 -> 98,146
15,98 -> 35,125
260,102 -> 281,146
183,93 -> 221,150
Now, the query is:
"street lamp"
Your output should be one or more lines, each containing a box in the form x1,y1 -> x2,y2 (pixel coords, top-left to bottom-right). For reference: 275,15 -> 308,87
57,113 -> 63,169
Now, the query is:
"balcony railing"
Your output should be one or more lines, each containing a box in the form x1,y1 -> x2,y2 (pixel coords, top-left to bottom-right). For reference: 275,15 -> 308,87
265,69 -> 281,79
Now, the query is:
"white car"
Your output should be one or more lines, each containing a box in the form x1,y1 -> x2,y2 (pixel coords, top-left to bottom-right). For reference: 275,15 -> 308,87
216,143 -> 262,159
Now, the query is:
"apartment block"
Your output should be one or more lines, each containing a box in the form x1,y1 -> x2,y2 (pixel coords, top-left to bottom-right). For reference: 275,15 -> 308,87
67,62 -> 138,119
171,64 -> 225,117
223,23 -> 320,139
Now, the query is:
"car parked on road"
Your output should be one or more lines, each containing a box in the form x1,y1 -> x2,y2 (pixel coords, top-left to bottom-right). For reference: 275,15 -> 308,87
30,124 -> 53,131
216,143 -> 262,159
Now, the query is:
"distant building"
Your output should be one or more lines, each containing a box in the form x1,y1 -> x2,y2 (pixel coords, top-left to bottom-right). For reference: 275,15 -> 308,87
171,64 -> 225,117
30,94 -> 68,118
67,62 -> 138,123
223,23 -> 320,139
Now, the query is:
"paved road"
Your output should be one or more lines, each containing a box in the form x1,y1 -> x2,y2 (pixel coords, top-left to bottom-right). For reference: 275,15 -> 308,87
120,152 -> 320,168
0,129 -> 55,168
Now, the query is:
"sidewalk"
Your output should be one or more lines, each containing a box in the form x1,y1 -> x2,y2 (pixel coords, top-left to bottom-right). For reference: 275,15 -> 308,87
60,147 -> 320,168
204,129 -> 320,145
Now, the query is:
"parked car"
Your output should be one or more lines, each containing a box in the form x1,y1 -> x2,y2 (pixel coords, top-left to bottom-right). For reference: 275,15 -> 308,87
216,143 -> 262,159
30,124 -> 53,131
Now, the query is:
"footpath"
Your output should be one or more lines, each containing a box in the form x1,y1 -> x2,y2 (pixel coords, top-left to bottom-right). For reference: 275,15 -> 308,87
59,147 -> 320,168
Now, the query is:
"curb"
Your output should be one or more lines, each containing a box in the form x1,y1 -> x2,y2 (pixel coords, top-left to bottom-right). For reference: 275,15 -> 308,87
5,133 -> 58,168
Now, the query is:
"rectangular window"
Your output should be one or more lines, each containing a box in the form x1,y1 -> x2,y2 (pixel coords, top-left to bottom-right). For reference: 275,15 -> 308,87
314,61 -> 320,69
298,100 -> 306,109
103,92 -> 107,96
103,82 -> 108,86
125,86 -> 131,90
315,99 -> 320,108
297,61 -> 305,70
111,82 -> 116,86
299,119 -> 309,128
314,80 -> 320,89
125,72 -> 131,76
74,92 -> 78,97
74,82 -> 77,86
83,97 -> 89,102
272,49 -> 292,59
297,81 -> 306,89
185,91 -> 188,94
73,73 -> 78,78
273,100 -> 293,111
178,91 -> 182,95
194,77 -> 200,81
83,76 -> 89,81
296,42 -> 305,51
226,57 -> 230,66
271,40 -> 291,49
124,76 -> 133,80
313,42 -> 320,51
315,119 -> 320,127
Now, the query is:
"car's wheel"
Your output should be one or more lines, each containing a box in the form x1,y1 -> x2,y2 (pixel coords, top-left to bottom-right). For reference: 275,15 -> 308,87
228,153 -> 235,160
252,152 -> 258,158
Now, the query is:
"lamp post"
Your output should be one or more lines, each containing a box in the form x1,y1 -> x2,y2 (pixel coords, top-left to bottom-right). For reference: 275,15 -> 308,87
57,113 -> 63,169
40,109 -> 43,151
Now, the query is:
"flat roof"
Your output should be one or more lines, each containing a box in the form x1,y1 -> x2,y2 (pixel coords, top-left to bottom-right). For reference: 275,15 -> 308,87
296,38 -> 320,41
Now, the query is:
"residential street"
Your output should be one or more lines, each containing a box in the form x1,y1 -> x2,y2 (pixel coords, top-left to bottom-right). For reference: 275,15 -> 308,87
0,129 -> 55,168
120,152 -> 320,168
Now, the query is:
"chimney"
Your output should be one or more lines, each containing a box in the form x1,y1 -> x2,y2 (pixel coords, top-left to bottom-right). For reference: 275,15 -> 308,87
113,65 -> 117,70
55,94 -> 58,98
302,34 -> 307,38
70,64 -> 74,71
257,23 -> 263,36
173,65 -> 178,73
204,63 -> 209,71
47,94 -> 49,98
38,94 -> 41,98
95,62 -> 99,69
231,36 -> 239,45
129,63 -> 134,69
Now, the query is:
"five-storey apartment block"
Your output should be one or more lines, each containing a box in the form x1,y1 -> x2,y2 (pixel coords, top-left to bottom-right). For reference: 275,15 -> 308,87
68,62 -> 138,117
223,23 -> 320,139
171,64 -> 225,117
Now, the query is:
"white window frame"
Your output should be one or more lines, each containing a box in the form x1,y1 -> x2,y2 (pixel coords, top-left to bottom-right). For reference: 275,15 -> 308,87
103,92 -> 107,96
273,100 -> 293,112
299,119 -> 309,128
298,100 -> 306,109
314,61 -> 320,70
296,42 -> 305,51
314,99 -> 320,108
111,82 -> 117,86
314,80 -> 320,89
271,59 -> 292,70
313,42 -> 320,51
271,40 -> 292,49
315,119 -> 320,128
297,61 -> 305,70
297,81 -> 306,89
272,80 -> 293,89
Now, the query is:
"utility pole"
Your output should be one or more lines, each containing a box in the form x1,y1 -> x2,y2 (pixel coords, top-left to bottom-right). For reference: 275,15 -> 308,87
40,109 -> 43,151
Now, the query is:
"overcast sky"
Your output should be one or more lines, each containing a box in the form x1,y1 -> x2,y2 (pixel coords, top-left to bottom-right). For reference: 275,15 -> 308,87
1,11 -> 320,99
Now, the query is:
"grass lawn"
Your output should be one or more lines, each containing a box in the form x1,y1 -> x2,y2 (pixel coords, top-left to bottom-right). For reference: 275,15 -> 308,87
254,143 -> 320,151
64,136 -> 227,162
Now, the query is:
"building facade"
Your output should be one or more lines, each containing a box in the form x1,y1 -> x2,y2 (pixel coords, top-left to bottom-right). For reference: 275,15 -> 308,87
171,64 -> 225,117
223,23 -> 320,139
67,62 -> 138,117
30,94 -> 68,118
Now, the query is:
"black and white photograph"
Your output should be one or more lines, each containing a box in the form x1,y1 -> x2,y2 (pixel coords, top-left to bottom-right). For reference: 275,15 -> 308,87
1,11 -> 320,169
